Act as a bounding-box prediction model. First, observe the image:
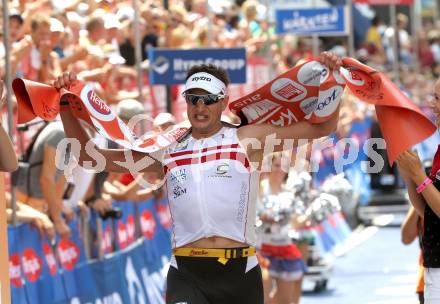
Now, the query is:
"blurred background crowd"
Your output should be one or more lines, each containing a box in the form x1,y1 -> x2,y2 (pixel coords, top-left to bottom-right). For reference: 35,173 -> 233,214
0,0 -> 439,303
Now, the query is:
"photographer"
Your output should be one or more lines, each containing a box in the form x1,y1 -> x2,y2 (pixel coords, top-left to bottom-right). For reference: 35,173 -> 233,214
15,120 -> 71,239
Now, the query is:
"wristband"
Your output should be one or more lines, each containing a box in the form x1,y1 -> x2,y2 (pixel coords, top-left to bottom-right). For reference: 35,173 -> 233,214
416,177 -> 432,194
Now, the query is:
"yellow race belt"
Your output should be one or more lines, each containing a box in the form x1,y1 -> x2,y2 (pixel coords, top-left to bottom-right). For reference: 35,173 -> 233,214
173,247 -> 256,265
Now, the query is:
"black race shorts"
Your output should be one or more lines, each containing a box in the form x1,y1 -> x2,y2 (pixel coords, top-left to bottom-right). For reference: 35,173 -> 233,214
166,255 -> 263,304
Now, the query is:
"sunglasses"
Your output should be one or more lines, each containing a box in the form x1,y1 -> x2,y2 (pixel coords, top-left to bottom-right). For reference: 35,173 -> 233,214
183,93 -> 225,106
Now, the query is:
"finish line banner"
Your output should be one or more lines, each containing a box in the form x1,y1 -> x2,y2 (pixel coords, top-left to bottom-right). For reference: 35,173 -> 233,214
148,48 -> 247,85
12,57 -> 435,164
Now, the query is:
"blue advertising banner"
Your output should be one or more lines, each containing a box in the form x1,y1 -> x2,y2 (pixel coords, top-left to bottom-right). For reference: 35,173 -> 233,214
8,205 -> 171,304
275,6 -> 348,36
148,48 -> 247,85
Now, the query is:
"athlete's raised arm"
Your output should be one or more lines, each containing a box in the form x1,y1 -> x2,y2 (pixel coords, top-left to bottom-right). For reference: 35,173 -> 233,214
53,72 -> 162,174
237,52 -> 341,153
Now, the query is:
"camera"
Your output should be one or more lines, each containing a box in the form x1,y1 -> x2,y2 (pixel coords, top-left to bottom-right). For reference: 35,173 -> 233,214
99,208 -> 123,220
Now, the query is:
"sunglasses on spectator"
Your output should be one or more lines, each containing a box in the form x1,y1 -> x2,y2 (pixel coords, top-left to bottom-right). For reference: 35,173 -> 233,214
183,93 -> 225,106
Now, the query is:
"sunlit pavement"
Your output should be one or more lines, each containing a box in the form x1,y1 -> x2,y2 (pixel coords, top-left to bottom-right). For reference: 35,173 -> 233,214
302,225 -> 420,304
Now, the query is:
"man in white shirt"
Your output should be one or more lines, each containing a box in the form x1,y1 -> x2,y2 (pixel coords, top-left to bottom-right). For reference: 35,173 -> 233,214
54,51 -> 341,303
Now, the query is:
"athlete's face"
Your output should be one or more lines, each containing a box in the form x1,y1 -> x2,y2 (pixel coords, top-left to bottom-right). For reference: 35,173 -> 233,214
186,88 -> 228,137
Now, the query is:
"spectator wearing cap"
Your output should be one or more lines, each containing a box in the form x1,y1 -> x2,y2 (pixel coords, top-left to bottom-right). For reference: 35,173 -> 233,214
1,10 -> 25,75
50,18 -> 66,58
116,98 -> 145,123
104,13 -> 124,54
153,112 -> 176,133
9,10 -> 24,43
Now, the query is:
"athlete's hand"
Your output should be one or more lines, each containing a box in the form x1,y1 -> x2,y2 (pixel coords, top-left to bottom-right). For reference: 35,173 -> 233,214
320,51 -> 342,70
53,71 -> 77,90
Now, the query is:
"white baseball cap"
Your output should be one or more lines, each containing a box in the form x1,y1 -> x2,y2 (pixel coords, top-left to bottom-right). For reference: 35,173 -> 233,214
104,14 -> 122,29
50,18 -> 65,33
183,72 -> 226,95
153,113 -> 176,128
116,99 -> 144,120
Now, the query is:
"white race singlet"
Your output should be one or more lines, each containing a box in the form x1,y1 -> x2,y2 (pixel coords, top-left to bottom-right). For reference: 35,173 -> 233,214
158,126 -> 260,248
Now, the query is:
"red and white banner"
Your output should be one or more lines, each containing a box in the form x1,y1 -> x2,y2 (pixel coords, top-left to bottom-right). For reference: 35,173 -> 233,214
229,57 -> 435,164
13,57 -> 435,164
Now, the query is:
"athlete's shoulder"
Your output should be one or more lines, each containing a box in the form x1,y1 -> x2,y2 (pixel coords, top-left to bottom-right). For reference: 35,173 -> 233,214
221,121 -> 239,129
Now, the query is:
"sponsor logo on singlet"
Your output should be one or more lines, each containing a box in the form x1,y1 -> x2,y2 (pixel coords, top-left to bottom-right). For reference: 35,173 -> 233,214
209,163 -> 232,178
170,169 -> 187,184
173,184 -> 187,199
236,182 -> 248,223
174,139 -> 189,151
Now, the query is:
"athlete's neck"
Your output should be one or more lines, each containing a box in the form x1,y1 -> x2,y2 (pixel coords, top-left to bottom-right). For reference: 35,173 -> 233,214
191,123 -> 223,139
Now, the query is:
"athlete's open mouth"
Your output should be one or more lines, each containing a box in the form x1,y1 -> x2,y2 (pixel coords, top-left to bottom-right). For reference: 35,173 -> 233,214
194,114 -> 209,121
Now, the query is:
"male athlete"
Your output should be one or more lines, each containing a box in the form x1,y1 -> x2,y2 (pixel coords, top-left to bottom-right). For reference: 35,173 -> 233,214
54,52 -> 341,303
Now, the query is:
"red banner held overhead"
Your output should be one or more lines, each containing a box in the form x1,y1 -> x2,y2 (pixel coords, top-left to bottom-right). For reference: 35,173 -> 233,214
12,57 -> 435,165
229,57 -> 435,165
352,0 -> 414,4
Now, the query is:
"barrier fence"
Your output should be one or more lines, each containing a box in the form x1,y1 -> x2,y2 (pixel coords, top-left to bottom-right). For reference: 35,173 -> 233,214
8,198 -> 172,304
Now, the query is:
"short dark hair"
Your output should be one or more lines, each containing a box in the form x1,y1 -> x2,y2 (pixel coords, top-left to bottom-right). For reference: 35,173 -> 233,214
9,11 -> 23,25
31,14 -> 50,32
186,64 -> 230,87
86,16 -> 104,33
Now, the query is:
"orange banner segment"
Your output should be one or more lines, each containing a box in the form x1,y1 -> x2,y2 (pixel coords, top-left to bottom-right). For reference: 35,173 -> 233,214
12,78 -> 189,153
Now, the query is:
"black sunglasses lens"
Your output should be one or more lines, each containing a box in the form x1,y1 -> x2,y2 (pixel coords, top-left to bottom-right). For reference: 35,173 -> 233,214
203,95 -> 218,105
186,95 -> 198,105
185,94 -> 219,105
